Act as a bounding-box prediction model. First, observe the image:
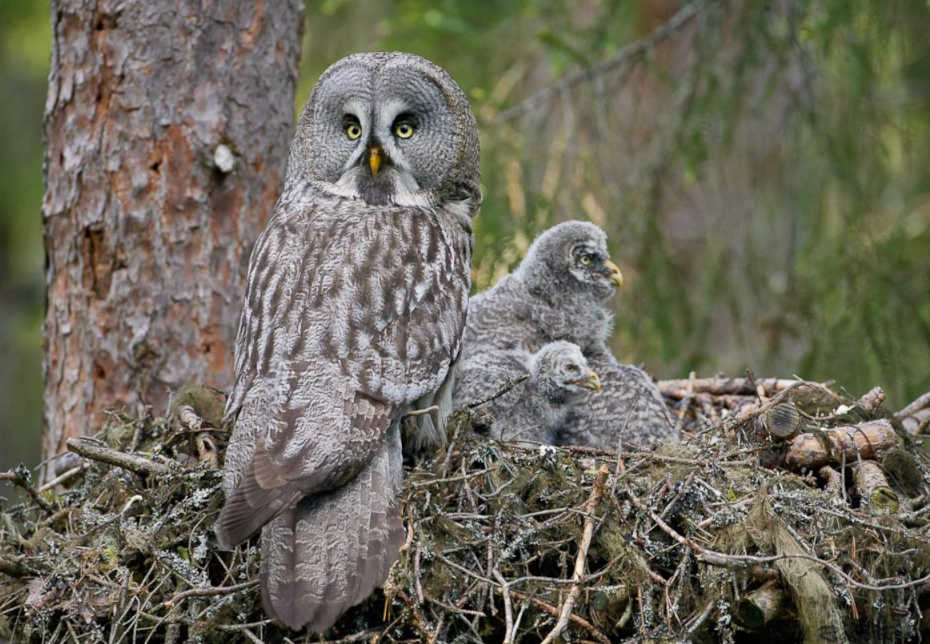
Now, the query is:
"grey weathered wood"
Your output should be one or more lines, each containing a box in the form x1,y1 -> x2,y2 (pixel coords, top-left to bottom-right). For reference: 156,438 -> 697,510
41,1 -> 304,478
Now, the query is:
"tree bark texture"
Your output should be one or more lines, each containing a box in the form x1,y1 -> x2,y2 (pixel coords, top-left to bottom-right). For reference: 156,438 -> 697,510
41,1 -> 304,477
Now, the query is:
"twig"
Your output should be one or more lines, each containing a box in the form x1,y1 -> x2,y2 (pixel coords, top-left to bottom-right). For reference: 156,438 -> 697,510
496,1 -> 705,122
176,405 -> 202,430
507,589 -> 611,644
493,570 -> 514,644
66,437 -> 171,476
0,468 -> 54,513
466,375 -> 528,409
896,391 -> 930,420
624,488 -> 930,592
540,465 -> 610,644
658,376 -> 835,399
163,579 -> 259,608
39,462 -> 89,492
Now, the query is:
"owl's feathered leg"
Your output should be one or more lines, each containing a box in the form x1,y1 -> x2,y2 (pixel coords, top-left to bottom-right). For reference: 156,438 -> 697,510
260,423 -> 405,633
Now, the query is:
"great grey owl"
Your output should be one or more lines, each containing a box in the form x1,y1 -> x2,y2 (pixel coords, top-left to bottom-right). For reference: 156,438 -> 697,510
462,221 -> 622,360
215,52 -> 480,633
462,221 -> 675,450
454,341 -> 601,444
558,354 -> 675,450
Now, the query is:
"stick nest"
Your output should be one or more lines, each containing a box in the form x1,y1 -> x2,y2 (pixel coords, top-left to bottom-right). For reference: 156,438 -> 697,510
2,380 -> 930,643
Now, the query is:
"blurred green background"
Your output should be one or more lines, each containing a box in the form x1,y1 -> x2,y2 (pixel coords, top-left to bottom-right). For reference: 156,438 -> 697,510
2,0 -> 929,476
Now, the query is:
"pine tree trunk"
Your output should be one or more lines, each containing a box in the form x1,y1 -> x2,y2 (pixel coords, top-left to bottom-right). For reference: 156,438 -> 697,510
41,1 -> 303,478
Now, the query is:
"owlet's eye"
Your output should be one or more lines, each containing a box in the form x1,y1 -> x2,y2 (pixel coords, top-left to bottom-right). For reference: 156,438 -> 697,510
345,122 -> 362,140
394,122 -> 415,139
579,254 -> 592,266
565,363 -> 580,373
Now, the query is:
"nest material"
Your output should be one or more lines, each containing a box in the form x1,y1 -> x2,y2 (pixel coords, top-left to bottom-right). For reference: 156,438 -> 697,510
2,380 -> 930,643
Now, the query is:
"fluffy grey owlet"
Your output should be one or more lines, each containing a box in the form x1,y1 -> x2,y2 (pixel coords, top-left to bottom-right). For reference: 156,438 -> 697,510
215,52 -> 480,633
463,221 -> 675,449
454,341 -> 601,444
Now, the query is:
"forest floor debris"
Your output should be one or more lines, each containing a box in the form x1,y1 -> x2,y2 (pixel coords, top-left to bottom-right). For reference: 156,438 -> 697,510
2,379 -> 930,642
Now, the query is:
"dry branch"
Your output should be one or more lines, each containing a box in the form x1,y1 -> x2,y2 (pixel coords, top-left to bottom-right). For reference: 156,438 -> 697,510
540,465 -> 609,644
854,461 -> 899,516
736,581 -> 786,630
896,391 -> 930,421
758,402 -> 803,439
784,420 -> 899,470
66,437 -> 171,476
0,468 -> 53,513
658,377 -> 822,398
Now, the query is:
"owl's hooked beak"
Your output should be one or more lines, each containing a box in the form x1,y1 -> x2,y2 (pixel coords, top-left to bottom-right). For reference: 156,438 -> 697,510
603,260 -> 624,288
368,145 -> 383,177
573,369 -> 601,392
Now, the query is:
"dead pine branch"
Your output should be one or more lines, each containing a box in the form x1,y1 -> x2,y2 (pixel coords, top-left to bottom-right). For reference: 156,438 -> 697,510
540,464 -> 609,644
784,420 -> 899,470
854,461 -> 899,515
0,468 -> 53,513
736,580 -> 786,630
66,437 -> 171,476
658,376 -> 821,399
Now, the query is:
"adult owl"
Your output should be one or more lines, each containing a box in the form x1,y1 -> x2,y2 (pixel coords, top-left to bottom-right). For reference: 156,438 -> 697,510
215,52 -> 480,633
454,341 -> 601,444
463,221 -> 675,449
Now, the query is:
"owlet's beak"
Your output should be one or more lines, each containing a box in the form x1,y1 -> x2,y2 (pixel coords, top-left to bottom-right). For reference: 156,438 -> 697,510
572,369 -> 602,391
604,259 -> 624,288
368,145 -> 383,177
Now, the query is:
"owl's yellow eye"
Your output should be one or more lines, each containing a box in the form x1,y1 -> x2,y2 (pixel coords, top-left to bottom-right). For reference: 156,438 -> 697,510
579,254 -> 592,266
345,123 -> 362,140
394,122 -> 415,139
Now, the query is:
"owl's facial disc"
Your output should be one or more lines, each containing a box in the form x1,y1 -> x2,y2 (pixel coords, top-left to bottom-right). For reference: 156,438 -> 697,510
567,242 -> 623,295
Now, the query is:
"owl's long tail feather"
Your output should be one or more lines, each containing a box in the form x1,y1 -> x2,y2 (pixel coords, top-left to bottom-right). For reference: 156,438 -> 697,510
260,424 -> 405,633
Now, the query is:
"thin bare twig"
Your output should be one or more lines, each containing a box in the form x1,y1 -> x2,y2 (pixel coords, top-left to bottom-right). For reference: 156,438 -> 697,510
506,589 -> 611,644
0,468 -> 53,513
496,1 -> 706,122
493,570 -> 514,644
540,465 -> 610,644
163,579 -> 259,608
39,462 -> 89,492
624,488 -> 930,592
466,375 -> 529,409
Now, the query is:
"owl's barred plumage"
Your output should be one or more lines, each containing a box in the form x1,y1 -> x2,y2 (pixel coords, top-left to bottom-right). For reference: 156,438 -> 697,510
462,222 -> 618,361
559,353 -> 674,450
454,341 -> 601,444
217,52 -> 480,633
462,221 -> 676,450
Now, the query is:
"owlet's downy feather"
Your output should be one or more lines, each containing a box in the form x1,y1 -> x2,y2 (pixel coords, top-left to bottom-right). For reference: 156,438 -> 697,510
215,52 -> 480,633
454,341 -> 601,444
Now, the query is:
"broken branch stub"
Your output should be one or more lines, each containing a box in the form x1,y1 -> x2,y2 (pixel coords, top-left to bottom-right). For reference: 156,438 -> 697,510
737,580 -> 787,630
854,461 -> 899,516
784,420 -> 899,470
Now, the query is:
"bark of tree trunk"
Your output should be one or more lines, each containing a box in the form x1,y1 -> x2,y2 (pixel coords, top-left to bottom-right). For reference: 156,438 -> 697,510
41,1 -> 303,478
